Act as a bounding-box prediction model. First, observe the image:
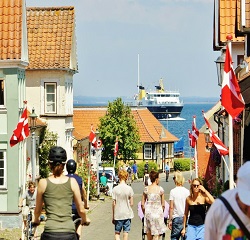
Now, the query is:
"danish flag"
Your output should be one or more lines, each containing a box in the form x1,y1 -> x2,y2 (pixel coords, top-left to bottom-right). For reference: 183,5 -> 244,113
89,125 -> 97,147
203,113 -> 229,156
221,45 -> 245,118
10,107 -> 30,147
189,122 -> 199,148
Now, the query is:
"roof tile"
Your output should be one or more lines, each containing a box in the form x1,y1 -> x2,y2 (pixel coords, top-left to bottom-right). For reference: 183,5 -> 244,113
219,0 -> 244,43
26,6 -> 77,70
0,0 -> 23,60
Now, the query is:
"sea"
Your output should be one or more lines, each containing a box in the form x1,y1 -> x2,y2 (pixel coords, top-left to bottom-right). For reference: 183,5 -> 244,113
160,103 -> 216,157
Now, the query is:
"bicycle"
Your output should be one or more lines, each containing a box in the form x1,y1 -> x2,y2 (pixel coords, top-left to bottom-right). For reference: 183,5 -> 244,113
24,207 -> 37,240
72,213 -> 90,240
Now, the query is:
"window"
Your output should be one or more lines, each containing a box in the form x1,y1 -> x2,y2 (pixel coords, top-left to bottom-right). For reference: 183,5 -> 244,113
0,151 -> 6,188
0,79 -> 4,105
237,55 -> 244,65
45,83 -> 56,113
144,144 -> 152,159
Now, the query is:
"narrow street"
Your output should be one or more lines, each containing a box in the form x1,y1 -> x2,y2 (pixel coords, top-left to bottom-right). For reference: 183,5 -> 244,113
82,171 -> 191,239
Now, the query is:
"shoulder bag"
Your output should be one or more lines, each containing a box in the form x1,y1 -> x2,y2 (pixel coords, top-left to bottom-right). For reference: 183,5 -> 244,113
219,195 -> 250,239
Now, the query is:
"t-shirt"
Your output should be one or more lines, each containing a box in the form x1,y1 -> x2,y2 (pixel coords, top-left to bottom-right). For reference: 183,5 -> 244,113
112,182 -> 134,220
22,189 -> 37,208
100,175 -> 108,186
169,186 -> 189,218
165,165 -> 170,172
132,164 -> 137,173
205,188 -> 250,239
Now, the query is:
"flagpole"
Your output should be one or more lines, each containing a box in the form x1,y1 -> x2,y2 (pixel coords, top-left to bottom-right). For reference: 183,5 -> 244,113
221,156 -> 230,173
228,38 -> 234,189
86,142 -> 91,205
113,155 -> 116,170
193,116 -> 198,178
228,115 -> 234,189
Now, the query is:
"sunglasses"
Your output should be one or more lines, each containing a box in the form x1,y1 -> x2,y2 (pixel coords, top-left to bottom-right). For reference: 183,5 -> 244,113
192,184 -> 200,188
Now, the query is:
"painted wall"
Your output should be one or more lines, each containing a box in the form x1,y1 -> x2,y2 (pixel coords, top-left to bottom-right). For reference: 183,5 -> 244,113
0,68 -> 27,228
26,70 -> 74,158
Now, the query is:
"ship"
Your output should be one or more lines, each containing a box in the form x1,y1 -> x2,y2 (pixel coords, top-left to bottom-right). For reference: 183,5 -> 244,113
133,78 -> 184,120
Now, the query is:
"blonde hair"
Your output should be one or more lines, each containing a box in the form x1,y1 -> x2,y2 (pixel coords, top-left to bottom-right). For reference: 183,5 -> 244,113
174,171 -> 185,186
118,169 -> 128,181
190,178 -> 203,196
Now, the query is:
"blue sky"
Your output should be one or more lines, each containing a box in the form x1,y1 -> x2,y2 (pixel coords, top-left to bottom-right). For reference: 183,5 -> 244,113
26,0 -> 221,99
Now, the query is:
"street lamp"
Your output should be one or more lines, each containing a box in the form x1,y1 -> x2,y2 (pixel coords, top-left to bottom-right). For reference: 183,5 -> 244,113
215,46 -> 226,86
204,127 -> 212,150
29,108 -> 37,182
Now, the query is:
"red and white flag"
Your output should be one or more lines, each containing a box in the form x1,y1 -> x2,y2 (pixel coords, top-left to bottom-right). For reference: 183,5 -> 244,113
190,122 -> 199,148
203,113 -> 229,156
221,45 -> 245,119
10,107 -> 30,147
114,138 -> 119,156
89,125 -> 96,147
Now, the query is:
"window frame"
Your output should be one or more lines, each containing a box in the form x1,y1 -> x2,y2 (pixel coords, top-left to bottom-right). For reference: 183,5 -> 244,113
0,150 -> 7,189
144,143 -> 152,159
44,82 -> 57,114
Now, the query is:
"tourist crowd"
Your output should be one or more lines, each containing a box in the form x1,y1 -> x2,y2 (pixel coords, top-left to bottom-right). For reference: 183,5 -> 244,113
20,146 -> 250,240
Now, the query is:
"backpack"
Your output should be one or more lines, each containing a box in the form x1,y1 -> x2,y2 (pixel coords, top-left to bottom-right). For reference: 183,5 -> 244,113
127,167 -> 131,174
144,175 -> 149,186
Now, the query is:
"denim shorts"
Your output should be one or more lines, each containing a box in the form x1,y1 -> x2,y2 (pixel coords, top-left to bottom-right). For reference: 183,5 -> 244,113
115,219 -> 131,233
186,224 -> 204,240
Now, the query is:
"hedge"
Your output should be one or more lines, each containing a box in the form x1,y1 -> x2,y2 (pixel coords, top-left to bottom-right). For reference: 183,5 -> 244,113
174,158 -> 194,171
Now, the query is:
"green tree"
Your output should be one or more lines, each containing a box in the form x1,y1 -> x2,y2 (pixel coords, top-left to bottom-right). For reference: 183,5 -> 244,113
38,129 -> 58,178
99,98 -> 141,162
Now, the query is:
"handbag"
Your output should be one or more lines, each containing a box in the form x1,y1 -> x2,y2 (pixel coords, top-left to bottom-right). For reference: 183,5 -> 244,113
219,196 -> 250,239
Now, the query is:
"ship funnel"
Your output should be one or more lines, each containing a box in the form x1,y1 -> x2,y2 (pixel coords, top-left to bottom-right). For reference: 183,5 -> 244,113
138,85 -> 146,100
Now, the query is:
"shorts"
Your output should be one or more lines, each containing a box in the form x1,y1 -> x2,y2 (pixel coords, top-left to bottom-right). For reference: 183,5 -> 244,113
115,219 -> 131,233
186,224 -> 204,240
41,232 -> 78,240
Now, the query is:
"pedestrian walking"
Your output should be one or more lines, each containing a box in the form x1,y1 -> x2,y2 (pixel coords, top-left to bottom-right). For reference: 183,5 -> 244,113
144,160 -> 149,175
168,171 -> 189,240
143,169 -> 151,186
141,170 -> 167,240
132,161 -> 138,181
205,161 -> 250,240
181,178 -> 214,240
127,165 -> 132,186
112,169 -> 134,240
165,162 -> 170,182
